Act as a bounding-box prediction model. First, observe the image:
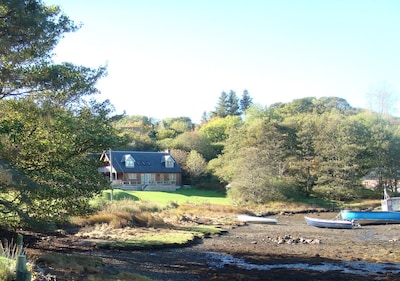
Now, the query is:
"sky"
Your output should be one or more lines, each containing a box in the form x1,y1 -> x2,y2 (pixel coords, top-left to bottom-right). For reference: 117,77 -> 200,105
44,0 -> 400,123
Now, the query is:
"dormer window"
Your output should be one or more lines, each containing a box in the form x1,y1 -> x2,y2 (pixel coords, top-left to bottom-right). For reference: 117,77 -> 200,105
126,158 -> 134,167
163,155 -> 174,168
123,154 -> 135,168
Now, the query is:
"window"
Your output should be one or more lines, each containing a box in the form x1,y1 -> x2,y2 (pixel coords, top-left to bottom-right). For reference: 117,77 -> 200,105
128,173 -> 137,180
163,155 -> 175,168
125,158 -> 134,167
123,154 -> 135,168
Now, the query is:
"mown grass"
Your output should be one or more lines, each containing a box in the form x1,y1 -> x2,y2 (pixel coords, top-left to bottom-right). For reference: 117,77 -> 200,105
101,188 -> 231,207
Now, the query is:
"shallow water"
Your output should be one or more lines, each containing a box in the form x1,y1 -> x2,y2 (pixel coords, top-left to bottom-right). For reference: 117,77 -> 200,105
205,251 -> 400,276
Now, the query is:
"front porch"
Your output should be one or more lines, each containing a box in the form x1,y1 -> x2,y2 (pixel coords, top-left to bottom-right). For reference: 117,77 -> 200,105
111,180 -> 179,191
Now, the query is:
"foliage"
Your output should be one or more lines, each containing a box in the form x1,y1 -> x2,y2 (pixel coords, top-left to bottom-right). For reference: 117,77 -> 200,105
169,131 -> 217,161
186,150 -> 207,184
0,0 -> 125,228
209,97 -> 400,203
312,185 -> 358,202
240,89 -> 253,113
211,90 -> 251,118
199,115 -> 242,143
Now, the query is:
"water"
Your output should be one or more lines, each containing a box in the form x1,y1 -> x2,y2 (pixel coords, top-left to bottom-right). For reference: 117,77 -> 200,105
205,251 -> 400,276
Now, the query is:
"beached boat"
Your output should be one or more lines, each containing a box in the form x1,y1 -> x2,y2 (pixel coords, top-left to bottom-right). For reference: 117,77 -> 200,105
340,209 -> 400,225
305,216 -> 354,229
237,214 -> 278,224
381,188 -> 400,211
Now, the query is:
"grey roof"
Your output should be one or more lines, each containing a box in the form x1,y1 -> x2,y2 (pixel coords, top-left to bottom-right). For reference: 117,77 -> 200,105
103,151 -> 182,173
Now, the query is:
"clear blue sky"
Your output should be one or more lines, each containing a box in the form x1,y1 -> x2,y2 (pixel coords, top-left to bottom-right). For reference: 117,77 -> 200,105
45,0 -> 400,123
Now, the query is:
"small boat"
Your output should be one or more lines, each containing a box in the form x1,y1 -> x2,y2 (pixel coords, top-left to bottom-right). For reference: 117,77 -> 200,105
340,209 -> 400,225
237,214 -> 278,224
381,188 -> 400,211
305,216 -> 354,229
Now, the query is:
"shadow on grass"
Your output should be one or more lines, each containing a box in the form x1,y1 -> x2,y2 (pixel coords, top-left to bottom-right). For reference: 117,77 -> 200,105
104,190 -> 139,201
172,189 -> 226,198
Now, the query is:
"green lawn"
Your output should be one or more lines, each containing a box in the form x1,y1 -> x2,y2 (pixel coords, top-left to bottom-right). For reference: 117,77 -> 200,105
102,188 -> 231,206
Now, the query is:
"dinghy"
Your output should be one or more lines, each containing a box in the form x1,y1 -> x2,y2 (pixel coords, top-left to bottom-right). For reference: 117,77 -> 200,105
305,216 -> 354,229
237,214 -> 278,224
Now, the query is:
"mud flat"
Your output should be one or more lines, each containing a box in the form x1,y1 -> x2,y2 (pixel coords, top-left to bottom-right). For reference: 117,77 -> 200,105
28,212 -> 400,280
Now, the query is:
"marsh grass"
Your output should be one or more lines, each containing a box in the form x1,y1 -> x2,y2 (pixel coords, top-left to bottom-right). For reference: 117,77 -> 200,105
71,199 -> 165,228
0,239 -> 21,281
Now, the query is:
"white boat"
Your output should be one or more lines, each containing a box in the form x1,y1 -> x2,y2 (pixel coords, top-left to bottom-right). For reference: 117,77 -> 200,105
305,216 -> 354,229
237,214 -> 278,224
381,188 -> 400,211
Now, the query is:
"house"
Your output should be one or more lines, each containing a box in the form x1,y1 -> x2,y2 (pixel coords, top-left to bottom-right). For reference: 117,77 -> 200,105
98,150 -> 182,191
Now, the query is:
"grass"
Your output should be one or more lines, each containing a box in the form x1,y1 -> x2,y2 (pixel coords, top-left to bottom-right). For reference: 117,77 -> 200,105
0,238 -> 24,281
0,256 -> 14,281
101,188 -> 231,207
92,228 -> 203,249
39,188 -> 385,280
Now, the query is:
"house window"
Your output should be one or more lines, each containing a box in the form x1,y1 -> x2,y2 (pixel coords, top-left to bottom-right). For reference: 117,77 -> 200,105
165,159 -> 174,168
169,174 -> 176,182
128,173 -> 137,180
125,158 -> 134,167
123,154 -> 135,168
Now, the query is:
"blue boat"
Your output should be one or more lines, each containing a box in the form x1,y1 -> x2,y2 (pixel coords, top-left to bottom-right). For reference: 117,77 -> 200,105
340,209 -> 400,225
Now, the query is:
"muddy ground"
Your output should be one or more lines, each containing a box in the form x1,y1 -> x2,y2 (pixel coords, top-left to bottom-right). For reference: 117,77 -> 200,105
23,212 -> 400,280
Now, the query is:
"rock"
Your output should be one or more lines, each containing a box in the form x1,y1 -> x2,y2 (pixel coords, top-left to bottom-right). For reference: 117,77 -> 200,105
269,235 -> 322,245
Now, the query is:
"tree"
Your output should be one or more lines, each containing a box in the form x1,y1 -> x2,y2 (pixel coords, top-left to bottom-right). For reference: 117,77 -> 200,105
366,82 -> 396,116
199,115 -> 242,143
0,0 -> 79,99
0,99 -> 124,227
170,131 -> 216,161
169,149 -> 190,184
200,111 -> 209,125
226,90 -> 241,116
211,91 -> 229,118
240,89 -> 253,113
115,115 -> 158,151
0,0 -> 123,227
186,150 -> 207,184
311,111 -> 363,200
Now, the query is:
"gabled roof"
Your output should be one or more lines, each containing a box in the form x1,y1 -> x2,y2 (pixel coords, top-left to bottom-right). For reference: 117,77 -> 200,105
101,150 -> 182,173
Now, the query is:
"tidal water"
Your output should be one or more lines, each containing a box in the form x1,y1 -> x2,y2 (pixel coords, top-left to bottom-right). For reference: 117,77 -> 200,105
205,251 -> 400,276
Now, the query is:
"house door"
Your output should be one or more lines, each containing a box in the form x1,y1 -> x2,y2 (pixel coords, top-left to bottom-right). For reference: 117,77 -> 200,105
141,174 -> 152,185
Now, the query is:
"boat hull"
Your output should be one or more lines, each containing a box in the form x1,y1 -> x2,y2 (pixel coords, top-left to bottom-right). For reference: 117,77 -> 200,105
340,210 -> 400,225
237,214 -> 278,224
305,216 -> 353,229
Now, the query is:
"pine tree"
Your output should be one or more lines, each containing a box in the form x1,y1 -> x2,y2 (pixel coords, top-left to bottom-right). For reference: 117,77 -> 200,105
212,91 -> 229,118
240,89 -> 253,113
227,90 -> 241,116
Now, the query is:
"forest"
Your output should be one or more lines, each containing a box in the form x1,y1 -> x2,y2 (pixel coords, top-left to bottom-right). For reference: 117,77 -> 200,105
0,0 -> 399,229
115,95 -> 400,205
